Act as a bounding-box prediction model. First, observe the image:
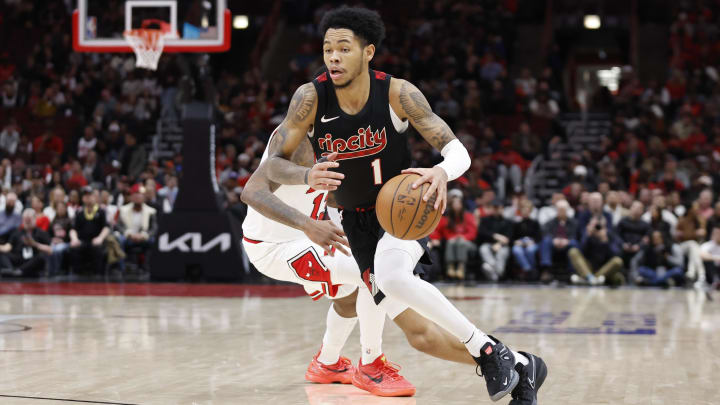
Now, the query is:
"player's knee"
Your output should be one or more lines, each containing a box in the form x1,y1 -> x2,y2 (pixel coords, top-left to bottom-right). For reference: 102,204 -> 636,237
332,289 -> 358,318
374,249 -> 414,296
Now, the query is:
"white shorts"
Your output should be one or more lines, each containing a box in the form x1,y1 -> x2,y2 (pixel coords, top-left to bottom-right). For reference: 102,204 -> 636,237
243,237 -> 363,300
243,237 -> 408,317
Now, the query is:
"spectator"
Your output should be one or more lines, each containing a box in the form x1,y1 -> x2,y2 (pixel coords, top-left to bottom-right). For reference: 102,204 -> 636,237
641,194 -> 678,233
44,201 -> 72,276
30,195 -> 50,232
676,202 -> 708,289
69,187 -> 109,274
1,80 -> 19,108
478,198 -> 513,282
706,201 -> 720,236
118,132 -> 147,180
0,192 -> 22,242
158,174 -> 178,212
0,118 -> 20,157
510,122 -> 542,161
537,193 -> 575,226
493,140 -> 528,200
572,193 -> 624,285
700,225 -> 720,290
429,190 -> 476,280
77,125 -> 97,159
637,230 -> 685,287
0,208 -> 50,277
529,87 -> 559,118
539,199 -> 579,279
511,200 -> 541,277
33,130 -> 64,157
617,201 -> 651,279
116,185 -> 158,272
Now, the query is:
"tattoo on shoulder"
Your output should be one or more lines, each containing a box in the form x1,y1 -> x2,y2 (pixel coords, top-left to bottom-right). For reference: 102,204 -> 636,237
288,83 -> 316,124
267,125 -> 289,155
398,80 -> 455,150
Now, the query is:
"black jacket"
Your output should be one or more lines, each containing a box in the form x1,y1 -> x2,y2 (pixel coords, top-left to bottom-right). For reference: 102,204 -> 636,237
542,217 -> 578,241
512,218 -> 541,242
477,215 -> 513,244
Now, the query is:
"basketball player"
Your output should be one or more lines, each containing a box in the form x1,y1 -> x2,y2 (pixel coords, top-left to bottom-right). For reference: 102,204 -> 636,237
242,129 -> 483,397
262,6 -> 547,404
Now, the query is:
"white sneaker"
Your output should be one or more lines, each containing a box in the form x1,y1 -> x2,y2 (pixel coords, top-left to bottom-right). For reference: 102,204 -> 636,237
570,274 -> 587,285
482,263 -> 499,282
592,275 -> 606,286
693,280 -> 706,290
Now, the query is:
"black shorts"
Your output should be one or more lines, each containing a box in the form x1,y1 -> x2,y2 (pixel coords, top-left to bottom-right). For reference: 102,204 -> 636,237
341,208 -> 432,304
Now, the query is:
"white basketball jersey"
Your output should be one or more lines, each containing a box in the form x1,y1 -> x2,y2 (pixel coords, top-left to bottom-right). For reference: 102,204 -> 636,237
242,130 -> 328,243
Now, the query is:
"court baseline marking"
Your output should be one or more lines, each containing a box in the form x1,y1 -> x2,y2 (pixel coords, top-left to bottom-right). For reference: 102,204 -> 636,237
0,394 -> 140,404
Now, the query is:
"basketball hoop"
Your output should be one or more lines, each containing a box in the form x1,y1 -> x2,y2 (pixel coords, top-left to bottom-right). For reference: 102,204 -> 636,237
123,19 -> 177,70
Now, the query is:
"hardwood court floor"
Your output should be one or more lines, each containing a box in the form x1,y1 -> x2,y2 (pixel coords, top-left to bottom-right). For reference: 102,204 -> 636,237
0,282 -> 717,405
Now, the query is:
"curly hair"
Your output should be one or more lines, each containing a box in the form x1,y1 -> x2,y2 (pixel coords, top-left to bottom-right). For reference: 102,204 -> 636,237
319,6 -> 386,48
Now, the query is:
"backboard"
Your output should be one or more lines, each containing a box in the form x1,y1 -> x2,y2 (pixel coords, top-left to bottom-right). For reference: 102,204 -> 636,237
73,0 -> 230,53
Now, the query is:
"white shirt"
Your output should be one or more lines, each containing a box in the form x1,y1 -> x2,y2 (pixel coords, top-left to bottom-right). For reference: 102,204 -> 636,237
77,137 -> 97,159
700,240 -> 720,258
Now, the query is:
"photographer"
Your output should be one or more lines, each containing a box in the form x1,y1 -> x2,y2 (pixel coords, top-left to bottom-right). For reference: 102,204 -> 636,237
0,208 -> 50,277
572,192 -> 624,285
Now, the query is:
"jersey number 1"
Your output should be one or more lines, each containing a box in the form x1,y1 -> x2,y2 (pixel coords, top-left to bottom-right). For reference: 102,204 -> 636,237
371,158 -> 382,185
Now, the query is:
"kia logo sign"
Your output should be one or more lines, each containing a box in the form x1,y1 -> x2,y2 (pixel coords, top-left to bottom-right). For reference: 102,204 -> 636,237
158,232 -> 231,253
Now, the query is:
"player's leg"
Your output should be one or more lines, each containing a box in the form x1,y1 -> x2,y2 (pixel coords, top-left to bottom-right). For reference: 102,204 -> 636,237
373,233 -> 533,401
305,289 -> 358,384
352,286 -> 415,397
392,307 -> 475,365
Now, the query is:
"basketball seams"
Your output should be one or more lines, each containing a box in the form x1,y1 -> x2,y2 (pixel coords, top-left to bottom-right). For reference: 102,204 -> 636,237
415,196 -> 442,239
388,174 -> 411,236
400,179 -> 425,239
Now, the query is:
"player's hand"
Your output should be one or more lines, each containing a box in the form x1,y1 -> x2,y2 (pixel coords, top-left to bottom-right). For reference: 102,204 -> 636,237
307,152 -> 344,191
401,166 -> 448,211
302,218 -> 350,257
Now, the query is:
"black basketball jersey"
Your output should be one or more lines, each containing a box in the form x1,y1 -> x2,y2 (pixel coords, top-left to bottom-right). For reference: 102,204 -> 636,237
309,69 -> 411,209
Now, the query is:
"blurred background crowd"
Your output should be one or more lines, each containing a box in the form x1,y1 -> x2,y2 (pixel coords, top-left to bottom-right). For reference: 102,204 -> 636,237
0,0 -> 719,290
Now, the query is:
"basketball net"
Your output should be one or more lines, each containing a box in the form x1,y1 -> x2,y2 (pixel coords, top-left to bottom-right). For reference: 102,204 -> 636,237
123,19 -> 177,71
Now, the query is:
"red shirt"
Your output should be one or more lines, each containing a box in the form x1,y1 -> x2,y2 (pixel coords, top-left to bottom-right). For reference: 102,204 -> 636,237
430,212 -> 477,242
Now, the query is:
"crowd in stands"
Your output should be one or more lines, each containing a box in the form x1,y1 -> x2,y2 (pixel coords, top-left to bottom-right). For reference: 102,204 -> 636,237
1,0 -> 720,291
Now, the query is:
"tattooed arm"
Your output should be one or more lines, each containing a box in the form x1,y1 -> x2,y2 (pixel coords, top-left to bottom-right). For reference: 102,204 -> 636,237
240,136 -> 349,256
388,78 -> 469,212
265,83 -> 344,190
389,78 -> 457,151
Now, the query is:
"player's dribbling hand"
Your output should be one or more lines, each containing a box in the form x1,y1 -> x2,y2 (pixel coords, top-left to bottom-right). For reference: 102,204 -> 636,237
307,152 -> 344,191
401,166 -> 448,211
302,218 -> 351,257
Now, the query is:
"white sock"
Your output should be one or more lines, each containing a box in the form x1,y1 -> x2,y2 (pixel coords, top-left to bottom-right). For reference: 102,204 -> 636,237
512,350 -> 529,366
463,329 -> 529,365
374,248 -> 478,351
318,303 -> 357,365
463,328 -> 494,357
356,287 -> 384,365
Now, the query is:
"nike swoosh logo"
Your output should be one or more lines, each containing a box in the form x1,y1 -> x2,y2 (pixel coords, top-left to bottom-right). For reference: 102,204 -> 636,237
328,367 -> 349,373
527,357 -> 535,389
321,115 -> 340,123
363,372 -> 383,384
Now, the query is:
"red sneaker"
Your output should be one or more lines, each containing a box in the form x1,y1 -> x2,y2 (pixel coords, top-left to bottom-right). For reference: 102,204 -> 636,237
305,351 -> 355,384
351,354 -> 416,397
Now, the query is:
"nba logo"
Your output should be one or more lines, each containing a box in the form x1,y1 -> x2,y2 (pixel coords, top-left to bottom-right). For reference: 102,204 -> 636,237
86,16 -> 97,39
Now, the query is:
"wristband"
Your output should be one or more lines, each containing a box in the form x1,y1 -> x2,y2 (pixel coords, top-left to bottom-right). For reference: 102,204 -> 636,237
435,139 -> 470,181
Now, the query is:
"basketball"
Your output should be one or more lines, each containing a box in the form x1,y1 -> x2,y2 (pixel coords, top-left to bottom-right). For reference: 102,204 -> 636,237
376,173 -> 443,240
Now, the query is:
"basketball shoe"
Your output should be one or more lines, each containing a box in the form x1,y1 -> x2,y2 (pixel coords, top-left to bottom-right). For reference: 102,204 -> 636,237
351,354 -> 416,397
509,351 -> 548,405
474,336 -> 519,401
305,350 -> 355,384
